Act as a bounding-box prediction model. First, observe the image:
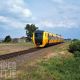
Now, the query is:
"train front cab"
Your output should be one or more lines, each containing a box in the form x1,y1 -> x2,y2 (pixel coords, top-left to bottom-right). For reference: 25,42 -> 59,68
32,31 -> 48,47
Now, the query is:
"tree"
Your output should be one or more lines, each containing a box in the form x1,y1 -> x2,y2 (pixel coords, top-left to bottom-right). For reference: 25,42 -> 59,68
4,35 -> 12,42
25,24 -> 38,41
72,39 -> 79,42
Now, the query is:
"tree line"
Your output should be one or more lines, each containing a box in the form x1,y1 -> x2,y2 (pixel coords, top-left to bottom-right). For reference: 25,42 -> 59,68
3,24 -> 38,42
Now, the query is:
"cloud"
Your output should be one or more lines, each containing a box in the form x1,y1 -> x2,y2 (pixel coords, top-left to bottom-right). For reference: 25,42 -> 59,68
0,0 -> 34,29
45,0 -> 80,29
0,16 -> 8,23
9,1 -> 32,18
0,0 -> 80,30
0,0 -> 32,18
0,16 -> 36,29
40,19 -> 78,28
0,16 -> 24,29
52,0 -> 64,4
42,20 -> 53,27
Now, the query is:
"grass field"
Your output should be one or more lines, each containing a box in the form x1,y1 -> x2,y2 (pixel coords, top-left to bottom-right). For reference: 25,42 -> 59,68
0,42 -> 34,55
1,41 -> 80,80
17,42 -> 79,80
15,43 -> 74,80
23,56 -> 80,80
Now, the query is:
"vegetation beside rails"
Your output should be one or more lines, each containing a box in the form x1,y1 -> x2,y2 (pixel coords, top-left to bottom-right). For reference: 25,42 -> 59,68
0,42 -> 34,46
0,42 -> 34,55
17,41 -> 80,80
1,41 -> 80,80
68,40 -> 80,53
18,55 -> 80,80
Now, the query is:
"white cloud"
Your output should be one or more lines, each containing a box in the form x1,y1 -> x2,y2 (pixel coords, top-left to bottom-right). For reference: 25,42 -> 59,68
41,20 -> 78,28
42,20 -> 53,27
22,9 -> 32,17
0,16 -> 37,29
0,16 -> 24,28
9,2 -> 32,18
52,0 -> 64,4
0,0 -> 32,18
49,0 -> 80,28
0,0 -> 80,30
0,0 -> 33,29
0,16 -> 8,23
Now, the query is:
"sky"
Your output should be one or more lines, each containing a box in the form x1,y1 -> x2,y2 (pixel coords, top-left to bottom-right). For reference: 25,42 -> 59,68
0,0 -> 80,39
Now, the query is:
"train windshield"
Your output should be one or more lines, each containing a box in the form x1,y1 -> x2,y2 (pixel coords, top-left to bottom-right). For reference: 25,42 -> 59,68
35,33 -> 42,38
35,31 -> 43,45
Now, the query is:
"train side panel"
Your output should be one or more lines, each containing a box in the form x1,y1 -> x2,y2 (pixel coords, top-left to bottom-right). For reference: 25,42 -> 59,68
48,33 -> 57,44
48,33 -> 64,44
39,32 -> 48,47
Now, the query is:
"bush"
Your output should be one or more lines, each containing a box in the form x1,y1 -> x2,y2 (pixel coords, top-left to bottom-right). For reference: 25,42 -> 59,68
74,51 -> 80,57
68,40 -> 80,53
3,35 -> 12,43
72,39 -> 79,42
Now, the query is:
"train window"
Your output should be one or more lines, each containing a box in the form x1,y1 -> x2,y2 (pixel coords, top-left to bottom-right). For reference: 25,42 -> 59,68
52,36 -> 55,40
35,33 -> 42,37
54,36 -> 56,39
56,37 -> 57,40
54,36 -> 55,39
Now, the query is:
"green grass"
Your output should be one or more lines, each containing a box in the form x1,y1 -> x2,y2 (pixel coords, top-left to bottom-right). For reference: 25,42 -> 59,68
0,42 -> 34,55
0,42 -> 34,46
17,42 -> 80,80
18,56 -> 80,80
2,42 -> 80,80
0,51 -> 9,55
39,57 -> 80,80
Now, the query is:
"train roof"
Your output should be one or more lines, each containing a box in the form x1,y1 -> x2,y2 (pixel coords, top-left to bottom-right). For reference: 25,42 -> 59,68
34,30 -> 63,38
35,30 -> 44,33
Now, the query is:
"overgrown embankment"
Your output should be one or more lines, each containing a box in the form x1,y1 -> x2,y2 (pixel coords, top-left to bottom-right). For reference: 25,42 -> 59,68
18,41 -> 80,80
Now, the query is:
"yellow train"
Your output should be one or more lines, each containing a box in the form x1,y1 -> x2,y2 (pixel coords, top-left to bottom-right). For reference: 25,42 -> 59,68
32,30 -> 64,47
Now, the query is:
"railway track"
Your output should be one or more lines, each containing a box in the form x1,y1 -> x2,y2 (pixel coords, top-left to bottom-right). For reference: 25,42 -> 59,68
0,43 -> 63,60
0,47 -> 42,60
